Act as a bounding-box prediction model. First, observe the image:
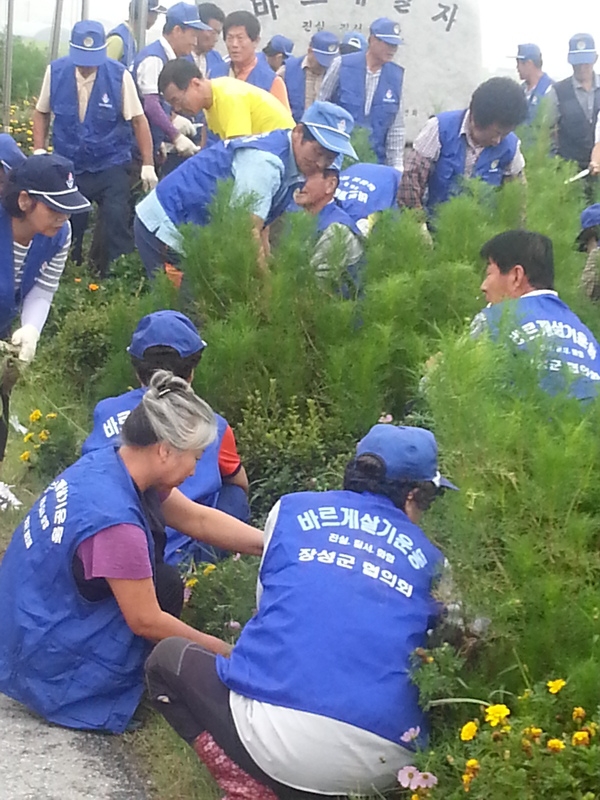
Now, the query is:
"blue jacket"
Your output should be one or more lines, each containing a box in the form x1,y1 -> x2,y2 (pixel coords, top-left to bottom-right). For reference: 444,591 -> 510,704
336,163 -> 400,225
525,73 -> 553,124
108,22 -> 137,69
475,291 -> 600,402
156,129 -> 298,229
246,57 -> 277,92
218,490 -> 444,746
205,49 -> 227,78
0,447 -> 155,733
317,201 -> 362,237
427,109 -> 519,210
336,51 -> 404,165
82,387 -> 230,565
283,55 -> 307,122
0,206 -> 69,334
50,57 -> 133,174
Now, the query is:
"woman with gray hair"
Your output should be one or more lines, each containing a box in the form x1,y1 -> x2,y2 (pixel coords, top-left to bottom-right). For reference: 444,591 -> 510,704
0,371 -> 263,735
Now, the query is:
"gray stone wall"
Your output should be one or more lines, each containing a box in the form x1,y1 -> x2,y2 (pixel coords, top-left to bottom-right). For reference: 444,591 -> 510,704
217,0 -> 482,140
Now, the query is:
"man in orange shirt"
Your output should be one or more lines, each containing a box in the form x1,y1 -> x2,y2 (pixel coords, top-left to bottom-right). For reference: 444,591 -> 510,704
219,10 -> 291,112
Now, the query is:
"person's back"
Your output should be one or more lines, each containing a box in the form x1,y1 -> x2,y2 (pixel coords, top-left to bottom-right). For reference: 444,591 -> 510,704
206,77 -> 294,138
336,162 -> 400,234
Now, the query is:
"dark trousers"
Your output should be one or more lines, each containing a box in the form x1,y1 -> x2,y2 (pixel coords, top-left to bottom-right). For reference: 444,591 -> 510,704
133,215 -> 181,279
71,164 -> 134,277
146,638 -> 336,799
155,562 -> 184,618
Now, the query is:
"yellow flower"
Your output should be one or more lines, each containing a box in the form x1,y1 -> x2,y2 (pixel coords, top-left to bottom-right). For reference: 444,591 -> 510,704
572,707 -> 586,722
518,688 -> 533,701
465,758 -> 480,775
572,730 -> 590,747
88,283 -> 99,291
20,450 -> 31,461
547,738 -> 565,753
38,430 -> 50,442
460,721 -> 478,741
203,564 -> 217,576
29,409 -> 42,423
46,412 -> 58,420
485,704 -> 511,727
74,277 -> 82,283
23,432 -> 34,443
185,577 -> 198,589
523,726 -> 542,742
587,722 -> 598,737
547,678 -> 566,695
462,773 -> 474,792
411,795 -> 419,800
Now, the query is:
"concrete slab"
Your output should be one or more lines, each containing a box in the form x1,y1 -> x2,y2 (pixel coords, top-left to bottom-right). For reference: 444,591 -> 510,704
0,694 -> 150,800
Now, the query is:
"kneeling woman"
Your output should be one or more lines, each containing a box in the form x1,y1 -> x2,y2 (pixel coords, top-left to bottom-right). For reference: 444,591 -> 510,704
0,371 -> 263,734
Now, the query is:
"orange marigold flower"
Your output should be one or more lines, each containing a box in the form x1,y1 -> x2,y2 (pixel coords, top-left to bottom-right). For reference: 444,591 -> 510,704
523,726 -> 542,742
74,277 -> 82,283
547,738 -> 565,753
572,707 -> 586,722
572,730 -> 590,747
88,283 -> 100,291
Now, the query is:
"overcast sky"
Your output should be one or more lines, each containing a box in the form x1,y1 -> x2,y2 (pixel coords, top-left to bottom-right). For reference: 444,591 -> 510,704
3,0 -> 599,80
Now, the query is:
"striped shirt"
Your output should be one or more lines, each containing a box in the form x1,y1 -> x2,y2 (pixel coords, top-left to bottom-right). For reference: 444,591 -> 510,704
13,224 -> 72,294
318,55 -> 405,172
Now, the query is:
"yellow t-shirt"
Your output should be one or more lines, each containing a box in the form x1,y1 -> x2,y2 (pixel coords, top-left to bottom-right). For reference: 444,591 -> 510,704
205,77 -> 294,140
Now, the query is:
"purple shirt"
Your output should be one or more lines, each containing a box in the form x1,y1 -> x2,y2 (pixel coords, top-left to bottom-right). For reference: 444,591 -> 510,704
77,524 -> 153,581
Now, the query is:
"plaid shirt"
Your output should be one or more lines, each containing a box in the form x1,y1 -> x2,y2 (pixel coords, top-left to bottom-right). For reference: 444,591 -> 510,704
581,247 -> 600,300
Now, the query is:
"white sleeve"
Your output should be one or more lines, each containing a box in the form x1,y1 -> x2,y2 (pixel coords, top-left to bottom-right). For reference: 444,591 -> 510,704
413,116 -> 442,161
256,499 -> 281,608
504,139 -> 526,177
20,284 -> 55,333
135,56 -> 165,96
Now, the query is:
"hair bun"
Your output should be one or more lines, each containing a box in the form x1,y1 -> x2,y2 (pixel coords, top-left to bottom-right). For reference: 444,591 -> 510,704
147,369 -> 189,400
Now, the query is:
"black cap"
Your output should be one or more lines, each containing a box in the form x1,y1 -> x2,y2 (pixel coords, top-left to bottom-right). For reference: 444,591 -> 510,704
12,154 -> 91,214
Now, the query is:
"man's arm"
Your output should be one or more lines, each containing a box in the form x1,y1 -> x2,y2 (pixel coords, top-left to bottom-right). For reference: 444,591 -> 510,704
132,115 -> 154,166
501,139 -> 526,185
546,86 -> 560,155
33,66 -> 52,150
318,56 -> 341,102
397,116 -> 440,210
223,465 -> 250,492
106,34 -> 125,63
161,488 -> 263,554
270,75 -> 291,113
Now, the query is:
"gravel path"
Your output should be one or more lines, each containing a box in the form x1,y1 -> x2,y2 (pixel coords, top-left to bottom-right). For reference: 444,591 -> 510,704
0,694 -> 151,800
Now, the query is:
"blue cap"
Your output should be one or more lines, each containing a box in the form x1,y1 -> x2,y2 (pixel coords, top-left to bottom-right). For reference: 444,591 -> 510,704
514,43 -> 542,61
128,310 -> 207,358
342,31 -> 367,52
69,20 -> 107,67
166,2 -> 212,31
568,33 -> 597,65
11,154 -> 90,214
302,101 -> 357,160
268,34 -> 295,58
0,134 -> 26,173
581,204 -> 600,230
370,17 -> 403,46
147,0 -> 167,11
310,31 -> 340,68
356,424 -> 459,489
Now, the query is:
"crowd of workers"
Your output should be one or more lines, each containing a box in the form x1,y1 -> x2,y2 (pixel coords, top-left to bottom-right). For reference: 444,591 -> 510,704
1,2 -> 600,797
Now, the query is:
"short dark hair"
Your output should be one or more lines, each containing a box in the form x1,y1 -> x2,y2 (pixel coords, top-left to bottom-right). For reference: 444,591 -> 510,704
262,43 -> 280,57
323,167 -> 340,190
300,123 -> 317,143
158,58 -> 202,94
163,19 -> 183,35
1,176 -> 29,218
480,230 -> 554,290
130,345 -> 203,386
531,55 -> 543,69
223,10 -> 260,42
470,77 -> 528,130
343,454 -> 441,512
197,2 -> 225,24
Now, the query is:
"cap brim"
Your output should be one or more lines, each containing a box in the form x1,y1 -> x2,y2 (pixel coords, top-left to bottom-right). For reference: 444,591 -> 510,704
373,34 -> 402,46
32,189 -> 91,214
69,44 -> 107,67
569,52 -> 597,64
432,471 -> 459,491
149,4 -> 167,12
313,50 -> 338,68
182,20 -> 213,30
305,123 -> 357,160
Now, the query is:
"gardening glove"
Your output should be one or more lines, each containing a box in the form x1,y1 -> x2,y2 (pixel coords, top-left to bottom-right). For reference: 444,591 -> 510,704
172,114 -> 197,137
32,149 -> 47,156
141,165 -> 159,192
173,133 -> 200,158
11,324 -> 40,364
420,222 -> 434,248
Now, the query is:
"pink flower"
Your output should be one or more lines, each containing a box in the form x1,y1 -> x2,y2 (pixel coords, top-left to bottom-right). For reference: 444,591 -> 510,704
397,766 -> 422,791
233,553 -> 241,561
416,771 -> 438,789
228,620 -> 241,630
378,413 -> 393,423
400,726 -> 421,743
183,587 -> 192,603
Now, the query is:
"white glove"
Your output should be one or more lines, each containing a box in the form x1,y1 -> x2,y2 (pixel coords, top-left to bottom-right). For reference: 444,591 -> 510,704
172,115 -> 197,137
141,164 -> 159,192
11,324 -> 40,364
32,149 -> 47,156
420,222 -> 434,248
173,133 -> 200,158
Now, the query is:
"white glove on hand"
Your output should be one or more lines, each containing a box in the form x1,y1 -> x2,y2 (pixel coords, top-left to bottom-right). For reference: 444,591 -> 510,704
32,149 -> 47,156
172,115 -> 197,137
141,165 -> 159,192
11,324 -> 40,364
173,133 -> 200,158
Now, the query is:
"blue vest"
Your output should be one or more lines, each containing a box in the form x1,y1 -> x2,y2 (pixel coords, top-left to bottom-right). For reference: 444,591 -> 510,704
336,163 -> 400,224
525,73 -> 553,124
205,49 -> 227,78
336,52 -> 404,164
317,201 -> 362,237
218,490 -> 444,746
479,291 -> 600,401
283,56 -> 307,122
0,207 -> 69,334
156,129 -> 298,228
81,387 -> 229,563
133,40 -> 172,152
108,22 -> 137,68
245,57 -> 277,92
427,109 -> 519,210
0,447 -> 155,733
0,133 -> 26,172
50,57 -> 133,174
